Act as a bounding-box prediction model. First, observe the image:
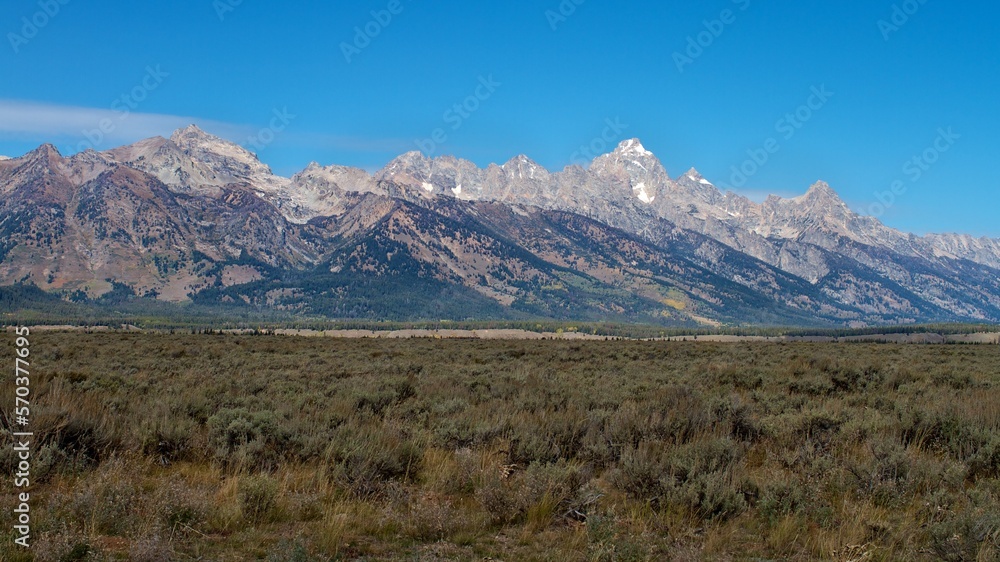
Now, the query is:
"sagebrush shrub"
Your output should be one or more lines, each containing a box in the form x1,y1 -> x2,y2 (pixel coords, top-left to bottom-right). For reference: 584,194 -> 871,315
207,407 -> 288,470
238,474 -> 279,523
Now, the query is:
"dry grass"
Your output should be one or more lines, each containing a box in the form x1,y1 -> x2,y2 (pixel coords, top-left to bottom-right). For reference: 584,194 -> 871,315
1,334 -> 999,560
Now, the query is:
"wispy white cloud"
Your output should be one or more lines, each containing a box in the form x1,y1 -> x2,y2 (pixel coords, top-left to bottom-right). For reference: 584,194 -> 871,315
0,99 -> 417,160
0,99 -> 253,152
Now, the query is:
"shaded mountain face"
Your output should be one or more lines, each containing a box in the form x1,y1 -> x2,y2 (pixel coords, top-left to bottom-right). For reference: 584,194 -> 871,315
1,126 -> 998,326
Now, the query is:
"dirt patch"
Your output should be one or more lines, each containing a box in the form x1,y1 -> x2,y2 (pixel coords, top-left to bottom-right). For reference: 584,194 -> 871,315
221,265 -> 263,287
268,328 -> 613,340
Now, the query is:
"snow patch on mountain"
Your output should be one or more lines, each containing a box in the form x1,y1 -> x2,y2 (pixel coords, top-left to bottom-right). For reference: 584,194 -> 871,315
633,182 -> 655,203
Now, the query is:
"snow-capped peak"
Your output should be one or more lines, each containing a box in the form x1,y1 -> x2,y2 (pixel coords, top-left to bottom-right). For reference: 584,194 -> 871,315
683,168 -> 715,186
616,138 -> 654,157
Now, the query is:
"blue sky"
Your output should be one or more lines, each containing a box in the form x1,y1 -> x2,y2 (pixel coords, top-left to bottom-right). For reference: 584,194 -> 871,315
2,0 -> 998,236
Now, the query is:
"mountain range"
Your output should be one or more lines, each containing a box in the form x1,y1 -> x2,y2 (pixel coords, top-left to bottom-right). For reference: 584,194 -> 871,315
2,125 -> 998,327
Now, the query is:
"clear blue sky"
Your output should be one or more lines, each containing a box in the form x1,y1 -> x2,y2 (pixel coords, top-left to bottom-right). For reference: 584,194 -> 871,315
2,0 -> 998,236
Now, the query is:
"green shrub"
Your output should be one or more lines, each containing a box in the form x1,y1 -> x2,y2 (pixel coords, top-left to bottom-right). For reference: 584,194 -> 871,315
968,437 -> 1000,481
475,460 -> 586,527
586,514 -> 648,562
603,386 -> 713,455
846,438 -> 913,507
267,539 -> 314,562
758,480 -> 807,524
613,438 -> 745,521
140,416 -> 195,464
899,410 -> 987,461
61,459 -> 142,536
829,362 -> 884,393
328,424 -> 423,498
207,408 -> 288,470
238,474 -> 279,523
929,508 -> 1000,561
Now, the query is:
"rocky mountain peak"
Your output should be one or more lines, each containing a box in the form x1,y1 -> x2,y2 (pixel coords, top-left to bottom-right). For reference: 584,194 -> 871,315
27,143 -> 64,163
501,155 -> 548,179
168,124 -> 263,168
278,162 -> 379,222
678,167 -> 717,189
761,181 -> 846,212
375,151 -> 490,199
592,138 -> 663,171
386,150 -> 429,167
802,180 -> 839,201
376,151 -> 435,184
671,168 -> 724,207
58,148 -> 119,184
615,138 -> 654,157
167,124 -> 287,193
589,138 -> 671,206
683,168 -> 706,181
793,181 -> 851,215
0,143 -> 76,202
504,154 -> 537,165
169,124 -> 213,144
292,162 -> 375,189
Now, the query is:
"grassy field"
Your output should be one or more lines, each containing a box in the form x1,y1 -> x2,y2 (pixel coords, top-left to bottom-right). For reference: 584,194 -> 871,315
2,334 -> 1000,561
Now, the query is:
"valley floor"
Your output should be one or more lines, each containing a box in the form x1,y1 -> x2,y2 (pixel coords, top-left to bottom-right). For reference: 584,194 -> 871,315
11,325 -> 1000,345
2,335 -> 1000,561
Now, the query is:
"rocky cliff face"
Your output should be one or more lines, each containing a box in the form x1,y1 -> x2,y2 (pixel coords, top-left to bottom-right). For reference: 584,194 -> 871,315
1,126 -> 997,326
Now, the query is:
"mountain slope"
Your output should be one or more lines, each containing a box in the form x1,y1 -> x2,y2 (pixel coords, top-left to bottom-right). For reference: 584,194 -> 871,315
1,127 -> 998,326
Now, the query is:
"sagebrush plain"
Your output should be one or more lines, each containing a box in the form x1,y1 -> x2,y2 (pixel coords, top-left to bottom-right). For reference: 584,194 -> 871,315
2,333 -> 1000,561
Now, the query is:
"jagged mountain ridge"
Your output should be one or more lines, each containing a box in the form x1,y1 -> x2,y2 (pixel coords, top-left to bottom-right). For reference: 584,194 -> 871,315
0,125 -> 997,326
